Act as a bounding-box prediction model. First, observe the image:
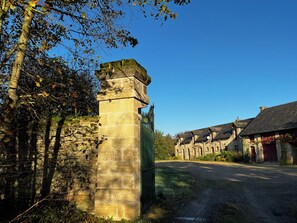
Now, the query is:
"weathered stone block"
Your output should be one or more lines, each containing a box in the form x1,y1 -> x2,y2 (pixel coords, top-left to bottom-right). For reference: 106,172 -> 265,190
95,189 -> 111,201
100,125 -> 135,138
97,174 -> 122,189
123,204 -> 140,220
122,175 -> 135,189
123,149 -> 135,161
93,204 -> 119,219
97,151 -> 115,161
111,189 -> 136,202
114,162 -> 135,173
96,59 -> 151,85
100,99 -> 123,113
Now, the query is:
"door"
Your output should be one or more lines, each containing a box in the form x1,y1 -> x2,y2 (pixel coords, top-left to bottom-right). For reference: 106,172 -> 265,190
250,146 -> 256,162
263,143 -> 277,162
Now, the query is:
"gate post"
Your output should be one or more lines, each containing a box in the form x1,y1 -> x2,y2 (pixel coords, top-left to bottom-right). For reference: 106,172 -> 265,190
95,59 -> 151,220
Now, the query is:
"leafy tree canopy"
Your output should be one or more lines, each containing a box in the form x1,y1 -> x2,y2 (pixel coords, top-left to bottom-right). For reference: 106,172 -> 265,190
154,130 -> 175,160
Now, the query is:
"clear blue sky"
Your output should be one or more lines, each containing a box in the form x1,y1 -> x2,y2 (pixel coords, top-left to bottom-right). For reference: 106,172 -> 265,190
100,0 -> 297,136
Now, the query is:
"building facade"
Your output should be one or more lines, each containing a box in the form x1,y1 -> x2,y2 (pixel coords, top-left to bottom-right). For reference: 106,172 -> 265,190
175,118 -> 253,160
240,102 -> 297,164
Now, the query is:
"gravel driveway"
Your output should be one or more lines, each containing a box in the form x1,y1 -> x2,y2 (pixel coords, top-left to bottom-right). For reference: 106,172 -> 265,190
156,161 -> 297,223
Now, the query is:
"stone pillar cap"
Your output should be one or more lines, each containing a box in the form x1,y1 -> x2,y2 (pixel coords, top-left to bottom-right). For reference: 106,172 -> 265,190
96,59 -> 151,86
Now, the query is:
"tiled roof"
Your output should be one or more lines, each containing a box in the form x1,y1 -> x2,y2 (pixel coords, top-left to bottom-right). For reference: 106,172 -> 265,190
183,136 -> 192,144
190,118 -> 252,142
240,101 -> 297,136
178,131 -> 192,144
213,123 -> 233,140
233,118 -> 254,128
192,128 -> 209,142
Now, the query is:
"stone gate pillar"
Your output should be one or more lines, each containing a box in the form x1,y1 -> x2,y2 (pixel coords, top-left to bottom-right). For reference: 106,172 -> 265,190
95,59 -> 151,220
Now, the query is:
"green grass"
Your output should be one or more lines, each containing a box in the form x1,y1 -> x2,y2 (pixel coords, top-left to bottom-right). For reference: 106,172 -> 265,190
155,167 -> 195,198
141,167 -> 197,222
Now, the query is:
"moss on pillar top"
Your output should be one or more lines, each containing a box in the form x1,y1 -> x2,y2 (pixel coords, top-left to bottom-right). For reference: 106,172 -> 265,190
96,59 -> 151,85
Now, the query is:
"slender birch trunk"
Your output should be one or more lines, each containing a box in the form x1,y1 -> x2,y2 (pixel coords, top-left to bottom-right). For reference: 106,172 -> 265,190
1,3 -> 35,139
0,0 -> 10,35
1,2 -> 35,209
8,4 -> 35,108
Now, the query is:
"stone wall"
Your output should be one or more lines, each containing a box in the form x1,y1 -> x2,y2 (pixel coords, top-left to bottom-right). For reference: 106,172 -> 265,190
35,116 -> 99,211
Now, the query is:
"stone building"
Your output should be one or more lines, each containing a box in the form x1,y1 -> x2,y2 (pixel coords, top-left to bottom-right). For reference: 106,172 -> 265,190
175,118 -> 253,160
175,131 -> 193,160
240,101 -> 297,164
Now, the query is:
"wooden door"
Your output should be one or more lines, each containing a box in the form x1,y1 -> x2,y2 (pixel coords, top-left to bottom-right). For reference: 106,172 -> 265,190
250,146 -> 256,162
263,143 -> 277,162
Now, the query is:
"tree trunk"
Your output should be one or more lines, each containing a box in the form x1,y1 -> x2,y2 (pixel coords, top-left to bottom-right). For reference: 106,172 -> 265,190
29,120 -> 39,205
1,2 -> 35,138
0,0 -> 10,35
41,117 -> 65,197
17,109 -> 30,211
40,116 -> 52,198
46,117 -> 65,195
0,3 -> 35,211
8,4 -> 35,109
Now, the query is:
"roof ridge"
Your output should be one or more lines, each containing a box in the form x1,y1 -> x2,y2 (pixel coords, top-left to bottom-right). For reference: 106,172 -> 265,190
262,100 -> 297,111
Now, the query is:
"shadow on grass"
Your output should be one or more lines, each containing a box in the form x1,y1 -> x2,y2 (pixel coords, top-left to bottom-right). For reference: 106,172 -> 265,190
9,167 -> 197,223
141,167 -> 198,222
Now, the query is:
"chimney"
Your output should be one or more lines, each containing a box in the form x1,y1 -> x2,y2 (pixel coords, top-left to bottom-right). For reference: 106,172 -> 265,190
260,106 -> 267,112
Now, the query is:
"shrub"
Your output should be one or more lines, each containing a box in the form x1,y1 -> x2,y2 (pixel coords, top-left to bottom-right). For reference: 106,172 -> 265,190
197,151 -> 244,163
243,151 -> 250,163
197,153 -> 216,161
221,151 -> 243,162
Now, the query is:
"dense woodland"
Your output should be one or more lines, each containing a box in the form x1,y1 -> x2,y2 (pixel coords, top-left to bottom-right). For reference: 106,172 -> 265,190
0,0 -> 189,221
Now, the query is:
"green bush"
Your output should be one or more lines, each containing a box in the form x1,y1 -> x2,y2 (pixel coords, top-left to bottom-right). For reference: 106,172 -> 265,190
197,151 -> 244,163
197,153 -> 216,161
216,155 -> 222,161
243,151 -> 250,163
221,151 -> 244,162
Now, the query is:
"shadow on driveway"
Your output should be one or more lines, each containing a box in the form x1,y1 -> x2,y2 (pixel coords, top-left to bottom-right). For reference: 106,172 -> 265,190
156,161 -> 297,223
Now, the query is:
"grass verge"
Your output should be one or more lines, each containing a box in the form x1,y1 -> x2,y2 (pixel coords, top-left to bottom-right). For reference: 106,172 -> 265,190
142,167 -> 197,222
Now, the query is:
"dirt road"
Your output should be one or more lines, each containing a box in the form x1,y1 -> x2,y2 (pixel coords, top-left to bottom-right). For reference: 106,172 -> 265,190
156,161 -> 297,223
